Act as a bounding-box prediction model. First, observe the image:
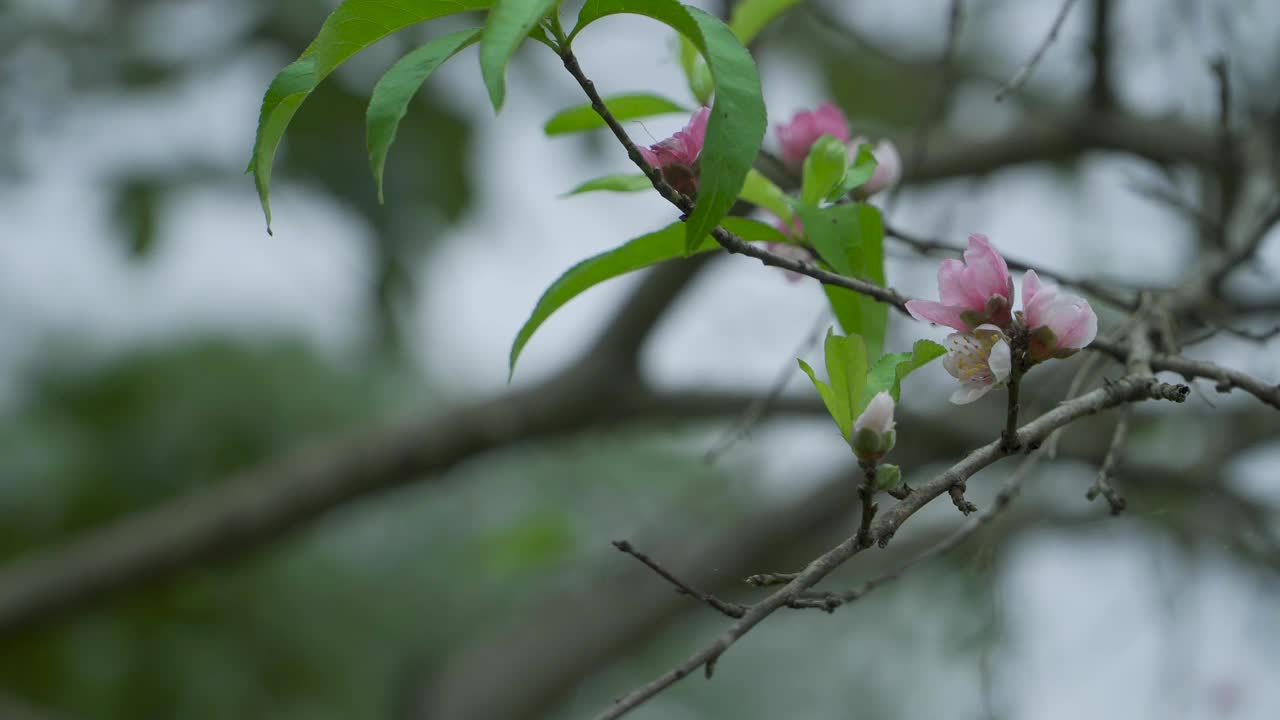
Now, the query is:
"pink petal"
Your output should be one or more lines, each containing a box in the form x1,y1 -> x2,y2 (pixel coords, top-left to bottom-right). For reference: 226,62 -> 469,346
811,102 -> 851,143
906,299 -> 970,331
937,258 -> 980,308
963,234 -> 1012,304
776,103 -> 850,169
1046,297 -> 1097,349
860,140 -> 901,196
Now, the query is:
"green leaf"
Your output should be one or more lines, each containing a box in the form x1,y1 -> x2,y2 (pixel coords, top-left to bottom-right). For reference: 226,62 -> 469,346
821,330 -> 867,438
480,0 -> 559,111
729,0 -> 804,43
797,358 -> 841,434
572,1 -> 767,253
248,0 -> 494,230
739,168 -> 793,224
823,329 -> 852,435
864,339 -> 946,406
544,93 -> 688,135
367,28 -> 482,204
795,202 -> 888,357
827,143 -> 878,202
678,37 -> 714,104
563,174 -> 652,195
801,134 -> 848,205
509,217 -> 786,376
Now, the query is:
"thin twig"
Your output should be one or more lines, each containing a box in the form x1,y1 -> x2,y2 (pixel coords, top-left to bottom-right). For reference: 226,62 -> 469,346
1087,406 -> 1130,514
1002,328 -> 1029,452
1209,56 -> 1237,251
612,540 -> 746,618
1089,337 -> 1280,409
948,483 -> 978,515
594,371 -> 1188,719
996,0 -> 1082,101
856,462 -> 880,548
1088,0 -> 1114,108
791,452 -> 1043,611
704,309 -> 830,462
900,0 -> 965,200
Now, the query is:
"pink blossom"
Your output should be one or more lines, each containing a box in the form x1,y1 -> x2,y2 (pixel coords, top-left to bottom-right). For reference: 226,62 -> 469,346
1021,270 -> 1098,360
906,233 -> 1015,332
852,138 -> 901,196
943,325 -> 1012,404
638,106 -> 709,171
776,102 -> 851,170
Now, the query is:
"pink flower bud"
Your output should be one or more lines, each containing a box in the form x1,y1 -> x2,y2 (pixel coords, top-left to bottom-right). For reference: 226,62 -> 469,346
906,233 -> 1015,332
775,102 -> 851,170
943,324 -> 1012,404
1021,270 -> 1098,360
852,138 -> 901,196
638,107 -> 709,195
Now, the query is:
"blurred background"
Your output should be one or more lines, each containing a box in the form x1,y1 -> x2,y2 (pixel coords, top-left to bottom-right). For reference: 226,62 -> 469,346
2,0 -> 1279,718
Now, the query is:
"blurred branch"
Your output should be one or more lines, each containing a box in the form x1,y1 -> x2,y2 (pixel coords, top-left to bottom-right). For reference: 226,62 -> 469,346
1089,0 -> 1115,108
903,112 -> 1219,182
996,0 -> 1081,102
0,254 -> 833,641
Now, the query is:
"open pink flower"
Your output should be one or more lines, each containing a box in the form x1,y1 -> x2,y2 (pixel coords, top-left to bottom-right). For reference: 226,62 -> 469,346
638,107 -> 709,195
1021,270 -> 1098,360
906,233 -> 1015,332
853,138 -> 901,196
943,325 -> 1012,404
776,102 -> 851,170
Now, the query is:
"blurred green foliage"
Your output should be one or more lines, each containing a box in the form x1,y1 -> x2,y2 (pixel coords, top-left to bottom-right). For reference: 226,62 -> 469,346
0,339 -> 746,719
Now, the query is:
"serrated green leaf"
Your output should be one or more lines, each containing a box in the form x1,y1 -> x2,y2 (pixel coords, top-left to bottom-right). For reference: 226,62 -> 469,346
563,174 -> 652,195
572,1 -> 767,253
863,339 -> 946,405
796,202 -> 888,357
801,134 -> 847,205
248,0 -> 494,230
827,143 -> 878,202
367,28 -> 481,204
509,217 -> 785,376
729,0 -> 803,43
480,0 -> 558,110
797,358 -> 841,434
739,168 -> 792,224
544,93 -> 688,135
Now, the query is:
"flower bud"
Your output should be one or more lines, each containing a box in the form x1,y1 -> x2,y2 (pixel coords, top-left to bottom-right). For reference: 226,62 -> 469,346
874,463 -> 902,491
851,391 -> 896,461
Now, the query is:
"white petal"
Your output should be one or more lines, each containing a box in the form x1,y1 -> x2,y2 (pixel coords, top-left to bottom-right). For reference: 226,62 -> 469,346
950,384 -> 991,404
988,339 -> 1012,382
